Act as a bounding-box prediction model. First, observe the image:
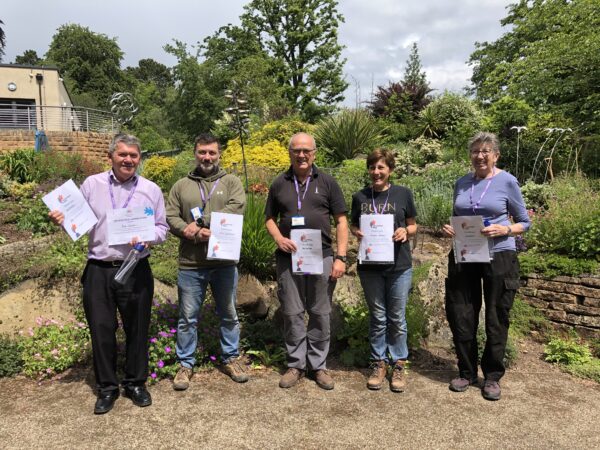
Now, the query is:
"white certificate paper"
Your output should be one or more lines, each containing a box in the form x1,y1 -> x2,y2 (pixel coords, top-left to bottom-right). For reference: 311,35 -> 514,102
358,214 -> 395,264
107,206 -> 156,246
42,179 -> 98,241
207,212 -> 243,261
290,229 -> 323,275
451,216 -> 492,263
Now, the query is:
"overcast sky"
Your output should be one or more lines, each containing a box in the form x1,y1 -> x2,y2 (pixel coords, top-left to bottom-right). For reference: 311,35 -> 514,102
1,0 -> 512,106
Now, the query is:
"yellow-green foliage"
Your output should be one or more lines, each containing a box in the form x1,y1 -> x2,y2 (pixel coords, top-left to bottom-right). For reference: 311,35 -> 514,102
249,118 -> 314,146
8,181 -> 38,199
141,156 -> 177,191
221,140 -> 290,171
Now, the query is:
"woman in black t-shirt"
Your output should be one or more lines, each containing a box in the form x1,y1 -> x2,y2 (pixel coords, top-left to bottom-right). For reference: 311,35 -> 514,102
350,149 -> 417,392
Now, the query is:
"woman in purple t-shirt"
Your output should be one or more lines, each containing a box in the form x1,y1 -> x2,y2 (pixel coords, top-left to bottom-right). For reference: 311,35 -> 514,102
442,132 -> 530,401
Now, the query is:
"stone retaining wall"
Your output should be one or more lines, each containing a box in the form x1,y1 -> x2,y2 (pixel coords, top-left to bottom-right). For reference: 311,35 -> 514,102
521,274 -> 600,337
0,130 -> 112,160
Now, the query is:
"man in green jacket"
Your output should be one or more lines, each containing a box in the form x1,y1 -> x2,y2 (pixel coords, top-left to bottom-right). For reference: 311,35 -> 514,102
166,133 -> 247,390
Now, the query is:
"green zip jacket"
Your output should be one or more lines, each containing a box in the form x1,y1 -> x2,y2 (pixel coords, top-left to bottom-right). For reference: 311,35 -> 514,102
166,168 -> 246,269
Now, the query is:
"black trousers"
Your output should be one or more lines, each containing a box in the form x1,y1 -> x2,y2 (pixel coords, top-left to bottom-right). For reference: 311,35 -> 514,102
445,250 -> 520,382
82,258 -> 153,395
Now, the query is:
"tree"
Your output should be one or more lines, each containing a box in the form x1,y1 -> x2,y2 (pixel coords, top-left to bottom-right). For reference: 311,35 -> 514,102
240,0 -> 348,121
403,42 -> 428,89
45,24 -> 125,108
124,58 -> 173,91
164,41 -> 228,140
469,0 -> 600,134
0,20 -> 6,62
368,43 -> 431,124
14,50 -> 42,65
203,24 -> 289,121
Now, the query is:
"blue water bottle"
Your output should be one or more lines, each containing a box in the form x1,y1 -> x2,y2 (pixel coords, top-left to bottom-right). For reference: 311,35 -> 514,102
113,243 -> 145,286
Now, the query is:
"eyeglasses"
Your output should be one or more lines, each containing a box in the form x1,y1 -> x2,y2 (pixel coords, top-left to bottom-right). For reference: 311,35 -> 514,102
470,149 -> 494,156
290,148 -> 315,156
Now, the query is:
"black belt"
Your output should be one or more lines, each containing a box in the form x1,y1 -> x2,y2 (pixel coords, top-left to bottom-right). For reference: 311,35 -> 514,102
89,257 -> 148,268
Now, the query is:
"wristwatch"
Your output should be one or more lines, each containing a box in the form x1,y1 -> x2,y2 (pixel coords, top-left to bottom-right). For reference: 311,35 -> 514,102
335,255 -> 348,263
506,225 -> 513,236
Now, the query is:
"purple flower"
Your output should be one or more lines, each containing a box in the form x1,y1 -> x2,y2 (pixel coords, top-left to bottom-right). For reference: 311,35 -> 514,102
158,331 -> 169,338
209,355 -> 216,362
170,328 -> 177,333
157,360 -> 165,368
150,338 -> 158,344
150,373 -> 157,379
165,346 -> 172,353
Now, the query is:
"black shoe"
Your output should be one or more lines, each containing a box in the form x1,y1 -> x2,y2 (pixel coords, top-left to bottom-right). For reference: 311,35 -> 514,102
94,391 -> 119,414
123,385 -> 152,407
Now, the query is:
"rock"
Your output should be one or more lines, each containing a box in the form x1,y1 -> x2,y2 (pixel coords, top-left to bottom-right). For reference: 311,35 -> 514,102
154,279 -> 177,303
0,277 -> 81,335
236,274 -> 278,320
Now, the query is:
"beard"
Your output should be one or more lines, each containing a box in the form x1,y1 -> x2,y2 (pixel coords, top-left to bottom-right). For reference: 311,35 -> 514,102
196,162 -> 218,176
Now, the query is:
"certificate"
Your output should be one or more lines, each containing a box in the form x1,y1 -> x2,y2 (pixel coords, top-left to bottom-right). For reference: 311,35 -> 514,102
451,216 -> 492,263
207,212 -> 243,261
107,206 -> 156,246
290,229 -> 323,275
358,214 -> 394,264
42,179 -> 98,241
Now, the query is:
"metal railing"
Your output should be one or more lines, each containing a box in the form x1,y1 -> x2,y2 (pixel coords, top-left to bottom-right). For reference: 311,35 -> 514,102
0,104 -> 117,133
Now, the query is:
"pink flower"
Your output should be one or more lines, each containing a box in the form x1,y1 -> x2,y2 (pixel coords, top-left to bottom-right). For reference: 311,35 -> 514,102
209,355 -> 216,362
157,360 -> 165,368
170,328 -> 176,334
150,338 -> 157,344
165,346 -> 172,353
150,373 -> 157,379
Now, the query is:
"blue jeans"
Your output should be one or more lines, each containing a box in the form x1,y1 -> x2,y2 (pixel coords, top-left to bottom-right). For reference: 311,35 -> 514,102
358,268 -> 413,363
176,265 -> 240,368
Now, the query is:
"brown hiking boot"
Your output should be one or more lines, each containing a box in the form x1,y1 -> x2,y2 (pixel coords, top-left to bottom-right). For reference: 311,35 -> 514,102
314,369 -> 335,390
367,361 -> 388,390
173,365 -> 193,391
390,360 -> 407,392
222,357 -> 249,383
279,368 -> 304,388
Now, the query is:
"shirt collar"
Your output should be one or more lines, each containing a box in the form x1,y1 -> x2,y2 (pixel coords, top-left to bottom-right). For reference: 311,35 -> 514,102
109,169 -> 138,185
284,164 -> 320,180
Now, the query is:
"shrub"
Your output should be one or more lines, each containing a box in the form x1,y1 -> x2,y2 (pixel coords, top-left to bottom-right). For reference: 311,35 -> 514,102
520,180 -> 552,211
408,136 -> 443,166
527,175 -> 600,260
314,109 -> 386,165
519,252 -> 598,278
239,194 -> 276,280
21,318 -> 91,380
326,159 -> 369,210
248,117 -> 313,147
544,336 -> 593,365
141,155 -> 178,191
149,235 -> 179,286
509,297 -> 550,338
0,334 -> 23,377
240,316 -> 285,369
32,150 -> 106,185
413,182 -> 453,233
221,140 -> 289,171
147,296 -> 221,383
0,148 -> 36,183
17,197 -> 55,236
7,181 -> 38,200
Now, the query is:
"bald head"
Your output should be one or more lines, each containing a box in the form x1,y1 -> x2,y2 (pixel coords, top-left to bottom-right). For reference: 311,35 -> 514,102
288,133 -> 316,152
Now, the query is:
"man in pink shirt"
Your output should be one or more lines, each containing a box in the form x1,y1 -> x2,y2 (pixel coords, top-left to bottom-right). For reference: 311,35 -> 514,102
49,133 -> 168,414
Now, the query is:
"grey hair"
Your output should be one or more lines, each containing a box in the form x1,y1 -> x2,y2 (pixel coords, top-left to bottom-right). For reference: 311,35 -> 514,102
109,133 -> 142,154
468,132 -> 500,154
288,132 -> 316,151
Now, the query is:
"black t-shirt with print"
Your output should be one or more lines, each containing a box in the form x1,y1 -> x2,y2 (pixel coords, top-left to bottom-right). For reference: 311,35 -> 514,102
265,165 -> 347,258
351,184 -> 417,272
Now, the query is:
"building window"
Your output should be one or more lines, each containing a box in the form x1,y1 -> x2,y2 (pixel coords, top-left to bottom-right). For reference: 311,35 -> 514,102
0,99 -> 37,129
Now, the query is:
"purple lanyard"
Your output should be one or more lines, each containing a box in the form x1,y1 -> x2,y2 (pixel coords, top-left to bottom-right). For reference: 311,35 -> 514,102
293,172 -> 312,213
371,185 -> 390,214
198,178 -> 220,210
470,167 -> 495,214
108,172 -> 138,209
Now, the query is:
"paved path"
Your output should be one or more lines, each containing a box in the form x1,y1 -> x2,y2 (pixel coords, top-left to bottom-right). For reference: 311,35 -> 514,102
1,347 -> 599,449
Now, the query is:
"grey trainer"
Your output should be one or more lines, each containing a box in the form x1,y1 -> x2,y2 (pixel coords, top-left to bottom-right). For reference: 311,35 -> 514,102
482,380 -> 501,401
173,365 -> 193,391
